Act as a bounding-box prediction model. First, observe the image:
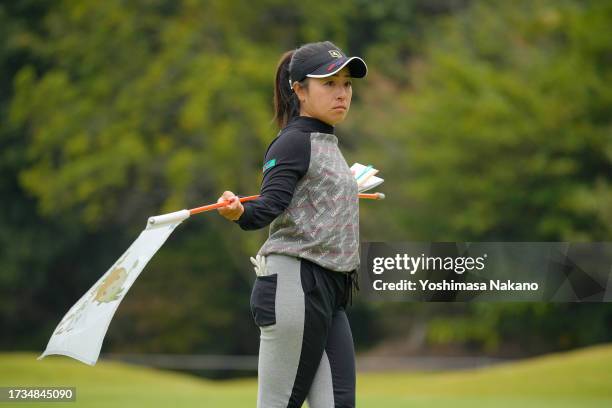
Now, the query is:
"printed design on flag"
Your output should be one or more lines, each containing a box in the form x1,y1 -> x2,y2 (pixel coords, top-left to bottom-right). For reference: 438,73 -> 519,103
54,296 -> 89,335
52,252 -> 138,335
94,255 -> 139,304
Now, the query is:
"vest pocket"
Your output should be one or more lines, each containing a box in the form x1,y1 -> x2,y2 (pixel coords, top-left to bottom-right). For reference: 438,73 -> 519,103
250,274 -> 277,327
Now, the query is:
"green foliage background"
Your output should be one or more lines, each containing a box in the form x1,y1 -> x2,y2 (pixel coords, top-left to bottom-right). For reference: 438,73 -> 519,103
1,0 -> 611,360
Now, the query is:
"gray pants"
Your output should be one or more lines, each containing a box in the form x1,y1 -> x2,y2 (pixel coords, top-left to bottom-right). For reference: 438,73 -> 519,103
250,254 -> 356,407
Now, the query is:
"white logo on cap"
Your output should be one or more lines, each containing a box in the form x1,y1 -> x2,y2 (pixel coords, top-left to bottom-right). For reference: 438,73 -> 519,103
328,50 -> 342,58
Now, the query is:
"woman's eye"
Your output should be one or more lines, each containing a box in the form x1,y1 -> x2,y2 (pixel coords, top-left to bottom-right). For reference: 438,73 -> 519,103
325,81 -> 334,86
345,81 -> 352,87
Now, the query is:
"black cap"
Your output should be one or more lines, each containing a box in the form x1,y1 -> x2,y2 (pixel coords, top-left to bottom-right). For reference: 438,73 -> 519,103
289,42 -> 368,88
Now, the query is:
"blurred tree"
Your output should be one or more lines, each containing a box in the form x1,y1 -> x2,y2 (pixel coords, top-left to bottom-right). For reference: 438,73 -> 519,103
379,0 -> 611,241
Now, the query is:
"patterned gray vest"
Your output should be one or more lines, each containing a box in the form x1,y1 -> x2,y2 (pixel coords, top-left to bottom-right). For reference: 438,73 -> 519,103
257,132 -> 360,272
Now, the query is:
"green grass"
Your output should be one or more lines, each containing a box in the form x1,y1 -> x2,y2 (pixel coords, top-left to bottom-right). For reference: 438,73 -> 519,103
1,344 -> 611,407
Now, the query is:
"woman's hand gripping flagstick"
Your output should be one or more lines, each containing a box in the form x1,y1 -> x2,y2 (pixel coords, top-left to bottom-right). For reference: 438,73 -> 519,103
39,164 -> 384,366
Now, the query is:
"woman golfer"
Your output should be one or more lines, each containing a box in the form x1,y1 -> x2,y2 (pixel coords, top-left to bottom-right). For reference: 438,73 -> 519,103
218,40 -> 367,408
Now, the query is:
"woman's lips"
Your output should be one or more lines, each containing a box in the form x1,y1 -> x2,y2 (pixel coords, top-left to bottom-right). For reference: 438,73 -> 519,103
333,106 -> 347,111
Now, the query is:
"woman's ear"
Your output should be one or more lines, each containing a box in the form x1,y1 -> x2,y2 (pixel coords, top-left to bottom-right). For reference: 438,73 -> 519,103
294,82 -> 307,104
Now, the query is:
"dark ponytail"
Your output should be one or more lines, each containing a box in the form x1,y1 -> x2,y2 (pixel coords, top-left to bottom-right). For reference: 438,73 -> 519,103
272,50 -> 302,129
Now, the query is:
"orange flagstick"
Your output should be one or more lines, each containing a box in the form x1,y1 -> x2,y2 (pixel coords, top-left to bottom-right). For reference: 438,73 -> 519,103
188,192 -> 385,216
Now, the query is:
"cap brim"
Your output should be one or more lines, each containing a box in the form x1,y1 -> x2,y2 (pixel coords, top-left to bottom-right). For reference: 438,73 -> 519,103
306,56 -> 368,79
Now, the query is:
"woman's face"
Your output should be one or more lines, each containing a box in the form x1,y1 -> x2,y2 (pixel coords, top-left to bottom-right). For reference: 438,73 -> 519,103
294,66 -> 353,126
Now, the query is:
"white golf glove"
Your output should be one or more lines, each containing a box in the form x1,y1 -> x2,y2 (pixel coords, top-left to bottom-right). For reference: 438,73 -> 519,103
250,254 -> 268,276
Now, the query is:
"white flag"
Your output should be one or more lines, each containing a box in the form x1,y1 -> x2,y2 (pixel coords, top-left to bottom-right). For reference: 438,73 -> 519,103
38,209 -> 191,366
